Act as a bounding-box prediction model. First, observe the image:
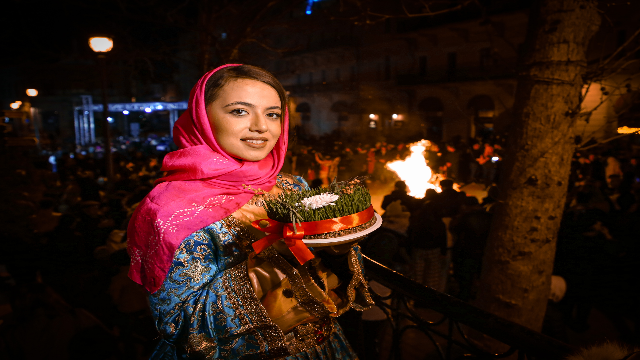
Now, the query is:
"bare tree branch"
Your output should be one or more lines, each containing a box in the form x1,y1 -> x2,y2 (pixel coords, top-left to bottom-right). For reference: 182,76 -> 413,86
578,131 -> 639,150
599,26 -> 640,69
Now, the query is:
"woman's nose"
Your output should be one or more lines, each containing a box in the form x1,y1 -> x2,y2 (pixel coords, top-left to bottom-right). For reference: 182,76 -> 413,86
249,113 -> 268,133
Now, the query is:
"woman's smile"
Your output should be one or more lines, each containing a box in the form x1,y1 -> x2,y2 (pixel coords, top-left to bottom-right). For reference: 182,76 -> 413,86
242,137 -> 268,147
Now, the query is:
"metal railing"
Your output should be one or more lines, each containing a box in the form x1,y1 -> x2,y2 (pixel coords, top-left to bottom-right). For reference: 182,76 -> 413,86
362,255 -> 578,360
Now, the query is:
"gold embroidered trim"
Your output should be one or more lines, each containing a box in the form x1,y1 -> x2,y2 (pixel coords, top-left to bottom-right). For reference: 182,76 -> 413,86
218,217 -> 290,358
284,320 -> 335,354
222,262 -> 290,358
338,245 -> 375,315
220,216 -> 254,252
260,247 -> 333,322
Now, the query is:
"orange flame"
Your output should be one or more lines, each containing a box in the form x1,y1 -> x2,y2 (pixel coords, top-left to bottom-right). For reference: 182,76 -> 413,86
386,140 -> 446,198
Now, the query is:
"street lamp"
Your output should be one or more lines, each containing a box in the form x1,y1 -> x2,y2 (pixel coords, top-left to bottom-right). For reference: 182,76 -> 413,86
88,37 -> 114,52
89,36 -> 114,184
26,89 -> 38,97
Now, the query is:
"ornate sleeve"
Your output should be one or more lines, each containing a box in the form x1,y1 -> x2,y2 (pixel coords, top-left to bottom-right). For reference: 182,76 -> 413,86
148,222 -> 291,359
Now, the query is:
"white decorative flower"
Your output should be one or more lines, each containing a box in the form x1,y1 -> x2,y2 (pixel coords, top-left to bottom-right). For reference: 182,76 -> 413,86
300,193 -> 340,210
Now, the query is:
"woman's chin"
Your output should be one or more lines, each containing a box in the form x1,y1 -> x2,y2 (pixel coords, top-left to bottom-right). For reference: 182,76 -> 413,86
231,152 -> 270,162
227,144 -> 277,162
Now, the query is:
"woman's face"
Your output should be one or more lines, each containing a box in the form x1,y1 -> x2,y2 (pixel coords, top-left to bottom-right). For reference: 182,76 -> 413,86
207,79 -> 282,161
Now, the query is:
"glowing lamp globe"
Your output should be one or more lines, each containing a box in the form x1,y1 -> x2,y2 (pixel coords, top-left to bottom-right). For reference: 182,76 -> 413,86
89,37 -> 114,53
26,89 -> 38,97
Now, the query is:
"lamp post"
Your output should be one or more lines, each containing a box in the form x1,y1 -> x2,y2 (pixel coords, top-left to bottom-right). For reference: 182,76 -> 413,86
25,89 -> 40,148
89,36 -> 114,184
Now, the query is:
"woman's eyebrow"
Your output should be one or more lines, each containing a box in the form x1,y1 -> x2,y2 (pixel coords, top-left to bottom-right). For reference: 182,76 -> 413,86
223,102 -> 281,111
223,101 -> 253,108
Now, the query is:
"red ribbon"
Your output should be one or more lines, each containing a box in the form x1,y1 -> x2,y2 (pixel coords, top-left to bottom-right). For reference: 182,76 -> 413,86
251,206 -> 375,265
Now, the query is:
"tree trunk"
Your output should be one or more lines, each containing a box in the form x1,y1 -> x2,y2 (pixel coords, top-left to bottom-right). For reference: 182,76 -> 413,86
474,0 -> 600,335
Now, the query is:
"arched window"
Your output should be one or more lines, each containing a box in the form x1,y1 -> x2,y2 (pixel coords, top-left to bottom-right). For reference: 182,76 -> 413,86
418,97 -> 444,141
296,102 -> 311,122
467,95 -> 495,139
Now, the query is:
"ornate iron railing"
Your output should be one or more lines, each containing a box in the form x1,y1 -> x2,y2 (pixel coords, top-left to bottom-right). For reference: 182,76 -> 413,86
362,255 -> 578,360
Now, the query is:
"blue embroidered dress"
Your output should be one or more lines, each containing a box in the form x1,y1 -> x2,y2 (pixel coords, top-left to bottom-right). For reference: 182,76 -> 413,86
148,175 -> 372,359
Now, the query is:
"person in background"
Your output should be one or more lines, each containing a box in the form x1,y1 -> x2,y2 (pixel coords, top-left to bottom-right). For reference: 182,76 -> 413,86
443,142 -> 460,181
478,142 -> 496,188
450,196 -> 492,301
381,180 -> 418,213
469,140 -> 483,183
407,191 -> 447,292
315,152 -> 335,187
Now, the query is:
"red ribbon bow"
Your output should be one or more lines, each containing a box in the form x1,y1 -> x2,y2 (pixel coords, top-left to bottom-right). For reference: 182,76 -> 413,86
251,219 -> 315,265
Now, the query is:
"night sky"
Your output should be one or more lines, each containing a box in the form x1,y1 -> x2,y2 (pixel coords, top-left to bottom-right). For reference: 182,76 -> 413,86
2,0 -> 637,101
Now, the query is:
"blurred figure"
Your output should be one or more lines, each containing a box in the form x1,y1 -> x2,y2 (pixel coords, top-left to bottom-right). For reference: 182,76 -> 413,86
338,147 -> 354,180
366,146 -> 377,178
604,150 -> 623,187
315,152 -> 335,187
30,197 -> 62,235
450,196 -> 492,301
443,142 -> 460,180
328,156 -> 341,183
481,185 -> 500,212
426,142 -> 443,174
469,141 -> 483,183
381,180 -> 418,212
407,195 -> 447,292
477,142 -> 496,188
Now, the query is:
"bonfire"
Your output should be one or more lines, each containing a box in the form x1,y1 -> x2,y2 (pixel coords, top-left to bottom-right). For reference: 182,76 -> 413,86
385,140 -> 453,198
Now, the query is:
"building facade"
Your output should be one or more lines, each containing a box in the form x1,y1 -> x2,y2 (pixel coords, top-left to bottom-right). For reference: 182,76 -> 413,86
267,1 -> 640,145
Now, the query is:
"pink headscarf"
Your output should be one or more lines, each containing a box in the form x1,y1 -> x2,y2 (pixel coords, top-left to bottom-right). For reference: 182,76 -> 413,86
127,64 -> 288,293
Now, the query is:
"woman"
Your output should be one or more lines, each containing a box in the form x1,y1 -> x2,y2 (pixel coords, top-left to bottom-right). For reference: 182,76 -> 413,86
127,64 -> 372,359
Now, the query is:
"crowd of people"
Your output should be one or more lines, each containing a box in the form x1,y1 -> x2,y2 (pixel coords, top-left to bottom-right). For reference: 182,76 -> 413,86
0,130 -> 639,358
284,134 -> 507,188
0,144 -> 162,359
361,136 -> 640,355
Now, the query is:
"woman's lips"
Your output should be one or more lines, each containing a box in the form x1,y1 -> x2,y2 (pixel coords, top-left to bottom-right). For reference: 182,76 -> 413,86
242,138 -> 268,148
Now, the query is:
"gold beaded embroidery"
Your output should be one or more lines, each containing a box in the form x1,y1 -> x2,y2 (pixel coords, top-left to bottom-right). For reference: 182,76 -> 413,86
339,245 -> 375,315
221,262 -> 289,358
159,172 -> 370,357
186,333 -> 218,358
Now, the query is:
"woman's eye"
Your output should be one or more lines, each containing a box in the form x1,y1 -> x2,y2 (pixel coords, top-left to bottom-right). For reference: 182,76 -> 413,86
267,112 -> 282,120
230,109 -> 248,116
